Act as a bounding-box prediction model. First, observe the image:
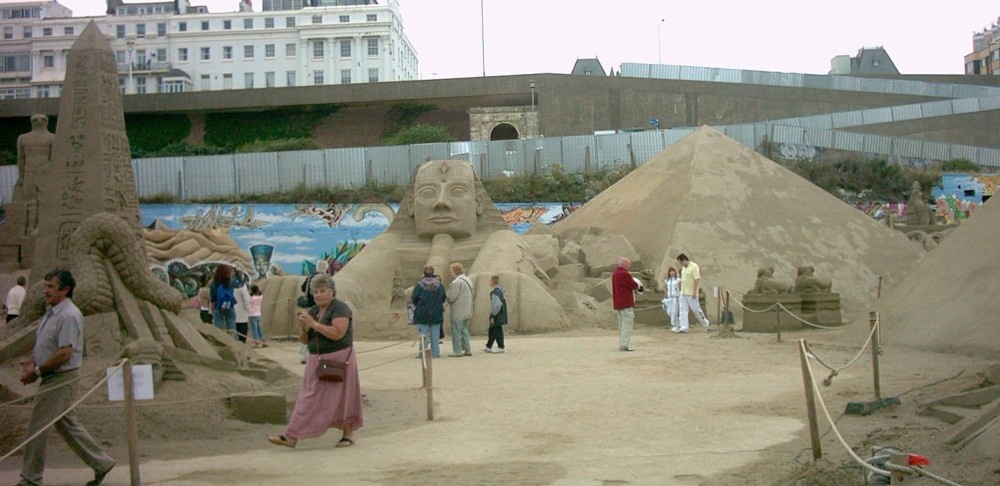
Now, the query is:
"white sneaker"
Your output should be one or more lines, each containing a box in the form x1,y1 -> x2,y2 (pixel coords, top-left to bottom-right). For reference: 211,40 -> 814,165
493,348 -> 505,354
670,326 -> 680,332
482,347 -> 493,353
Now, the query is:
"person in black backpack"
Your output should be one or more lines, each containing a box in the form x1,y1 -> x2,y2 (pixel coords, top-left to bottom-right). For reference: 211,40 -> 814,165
210,264 -> 238,339
483,275 -> 507,354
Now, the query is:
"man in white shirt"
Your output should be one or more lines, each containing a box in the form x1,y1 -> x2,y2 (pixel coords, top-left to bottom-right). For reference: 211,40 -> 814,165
5,276 -> 27,323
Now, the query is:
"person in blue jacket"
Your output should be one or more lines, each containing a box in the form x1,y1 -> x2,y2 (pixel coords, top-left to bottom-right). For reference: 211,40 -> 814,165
411,265 -> 446,358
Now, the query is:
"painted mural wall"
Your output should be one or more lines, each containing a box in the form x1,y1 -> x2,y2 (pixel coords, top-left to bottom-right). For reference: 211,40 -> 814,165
141,203 -> 580,282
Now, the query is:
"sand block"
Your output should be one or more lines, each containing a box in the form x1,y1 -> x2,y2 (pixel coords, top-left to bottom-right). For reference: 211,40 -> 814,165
107,261 -> 155,342
0,370 -> 33,402
799,293 -> 843,328
524,222 -> 556,236
0,322 -> 37,362
161,309 -> 222,360
552,263 -> 585,281
947,400 -> 1000,445
522,234 -> 560,277
589,278 -> 612,302
141,301 -> 175,347
932,384 -> 1000,408
236,365 -> 286,383
84,312 -> 122,358
551,279 -> 588,294
230,393 -> 287,424
162,346 -> 235,372
558,240 -> 583,265
741,294 -> 803,333
579,234 -> 642,276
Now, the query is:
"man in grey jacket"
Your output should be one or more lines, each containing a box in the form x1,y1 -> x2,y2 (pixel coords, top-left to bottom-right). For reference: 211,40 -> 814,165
447,262 -> 474,357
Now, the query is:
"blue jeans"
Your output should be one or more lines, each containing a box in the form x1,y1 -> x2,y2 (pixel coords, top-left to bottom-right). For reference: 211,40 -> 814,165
248,316 -> 264,341
416,324 -> 441,358
213,308 -> 236,339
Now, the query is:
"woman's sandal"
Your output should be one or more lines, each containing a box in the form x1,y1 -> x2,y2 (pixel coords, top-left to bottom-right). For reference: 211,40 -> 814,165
268,435 -> 296,448
336,436 -> 355,448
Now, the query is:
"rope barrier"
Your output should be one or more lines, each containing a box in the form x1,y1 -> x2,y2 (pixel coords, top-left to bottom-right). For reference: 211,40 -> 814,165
0,361 -> 120,409
725,287 -> 870,330
804,319 -> 879,376
799,340 -> 965,486
0,359 -> 128,463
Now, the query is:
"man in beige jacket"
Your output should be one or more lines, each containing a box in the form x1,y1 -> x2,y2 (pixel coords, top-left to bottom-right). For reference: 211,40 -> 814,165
447,262 -> 474,357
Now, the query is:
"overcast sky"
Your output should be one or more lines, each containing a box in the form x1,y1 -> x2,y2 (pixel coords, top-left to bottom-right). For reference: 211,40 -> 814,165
17,0 -> 1000,78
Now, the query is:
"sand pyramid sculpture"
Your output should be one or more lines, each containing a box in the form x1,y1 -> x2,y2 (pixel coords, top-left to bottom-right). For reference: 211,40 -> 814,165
0,22 -> 270,385
877,197 -> 1000,358
554,126 -> 926,321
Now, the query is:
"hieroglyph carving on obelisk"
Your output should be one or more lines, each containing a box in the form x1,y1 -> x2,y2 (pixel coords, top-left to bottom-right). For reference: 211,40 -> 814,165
31,21 -> 142,282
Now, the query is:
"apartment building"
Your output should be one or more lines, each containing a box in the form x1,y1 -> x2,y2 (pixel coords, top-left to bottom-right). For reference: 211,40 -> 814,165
965,16 -> 1000,75
0,0 -> 418,99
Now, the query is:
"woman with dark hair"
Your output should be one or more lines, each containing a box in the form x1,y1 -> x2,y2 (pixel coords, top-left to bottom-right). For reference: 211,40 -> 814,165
209,264 -> 237,338
269,273 -> 362,448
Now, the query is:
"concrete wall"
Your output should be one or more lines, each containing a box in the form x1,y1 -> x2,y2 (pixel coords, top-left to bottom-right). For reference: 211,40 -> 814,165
3,73 -> 1000,150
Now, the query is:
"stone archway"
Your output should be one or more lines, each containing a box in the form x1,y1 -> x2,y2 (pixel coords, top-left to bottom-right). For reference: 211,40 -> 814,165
490,123 -> 519,141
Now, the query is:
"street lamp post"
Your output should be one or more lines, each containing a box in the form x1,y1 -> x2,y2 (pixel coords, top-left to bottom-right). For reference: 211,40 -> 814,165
126,39 -> 135,94
529,80 -> 536,111
657,19 -> 664,64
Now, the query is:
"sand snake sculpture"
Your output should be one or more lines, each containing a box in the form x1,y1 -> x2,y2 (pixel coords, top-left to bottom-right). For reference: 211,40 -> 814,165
12,212 -> 182,328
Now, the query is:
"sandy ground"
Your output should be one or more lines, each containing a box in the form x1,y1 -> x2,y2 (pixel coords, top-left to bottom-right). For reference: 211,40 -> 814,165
1,325 -> 996,485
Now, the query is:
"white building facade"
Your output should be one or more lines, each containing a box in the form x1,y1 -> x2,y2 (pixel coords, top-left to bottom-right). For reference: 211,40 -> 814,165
0,0 -> 418,99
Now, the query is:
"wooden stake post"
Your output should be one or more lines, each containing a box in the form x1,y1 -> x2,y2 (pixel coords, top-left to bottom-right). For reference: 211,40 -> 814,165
870,312 -> 882,399
421,335 -> 434,421
123,360 -> 141,485
798,340 -> 822,460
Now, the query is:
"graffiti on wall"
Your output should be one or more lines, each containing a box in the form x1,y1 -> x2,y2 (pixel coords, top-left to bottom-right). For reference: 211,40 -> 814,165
935,196 -> 981,224
854,202 -> 907,221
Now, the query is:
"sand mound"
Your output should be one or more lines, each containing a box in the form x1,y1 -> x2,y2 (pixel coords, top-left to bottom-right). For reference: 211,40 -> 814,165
554,126 -> 925,321
877,197 -> 1000,358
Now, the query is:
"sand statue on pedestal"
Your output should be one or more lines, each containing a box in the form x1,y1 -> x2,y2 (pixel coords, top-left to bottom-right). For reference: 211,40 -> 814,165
906,181 -> 934,226
792,265 -> 833,294
748,267 -> 791,294
791,265 -> 842,328
328,159 -> 568,336
0,114 -> 54,270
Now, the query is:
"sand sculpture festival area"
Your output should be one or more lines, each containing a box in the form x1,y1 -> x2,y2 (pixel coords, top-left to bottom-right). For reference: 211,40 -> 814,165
2,22 -> 1000,486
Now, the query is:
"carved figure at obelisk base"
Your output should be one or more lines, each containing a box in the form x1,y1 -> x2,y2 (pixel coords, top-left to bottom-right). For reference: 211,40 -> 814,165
0,115 -> 54,270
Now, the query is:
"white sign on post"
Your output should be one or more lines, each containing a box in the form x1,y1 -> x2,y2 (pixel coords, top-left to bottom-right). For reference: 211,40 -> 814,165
106,364 -> 155,401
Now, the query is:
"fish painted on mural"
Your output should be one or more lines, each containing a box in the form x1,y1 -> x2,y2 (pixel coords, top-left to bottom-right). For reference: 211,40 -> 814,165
549,203 -> 581,224
179,205 -> 264,231
289,203 -> 396,228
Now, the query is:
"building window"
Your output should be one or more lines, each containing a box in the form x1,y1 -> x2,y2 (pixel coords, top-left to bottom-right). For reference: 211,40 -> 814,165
368,68 -> 378,83
178,48 -> 188,61
286,70 -> 296,86
367,14 -> 377,22
244,45 -> 254,59
313,70 -> 324,85
223,46 -> 233,60
43,54 -> 54,68
201,21 -> 209,31
200,47 -> 210,60
136,77 -> 147,94
38,85 -> 51,98
157,23 -> 166,36
340,69 -> 351,84
367,38 -> 378,56
286,17 -> 295,27
311,15 -> 322,24
116,25 -> 126,39
313,40 -> 324,59
43,27 -> 52,36
156,48 -> 167,63
178,22 -> 187,32
3,26 -> 12,40
265,17 -> 274,28
223,20 -> 232,30
244,18 -> 253,29
244,72 -> 254,89
339,15 -> 349,23
164,80 -> 185,93
265,44 -> 275,58
200,74 -> 210,90
223,73 -> 233,89
23,26 -> 32,38
64,26 -> 73,36
136,24 -> 146,38
340,39 -> 351,58
265,71 -> 275,87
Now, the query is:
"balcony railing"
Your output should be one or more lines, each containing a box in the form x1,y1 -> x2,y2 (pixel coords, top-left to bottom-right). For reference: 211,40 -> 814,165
117,61 -> 172,73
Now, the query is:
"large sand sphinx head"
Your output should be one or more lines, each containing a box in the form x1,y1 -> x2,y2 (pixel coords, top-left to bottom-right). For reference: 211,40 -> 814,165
407,160 -> 485,239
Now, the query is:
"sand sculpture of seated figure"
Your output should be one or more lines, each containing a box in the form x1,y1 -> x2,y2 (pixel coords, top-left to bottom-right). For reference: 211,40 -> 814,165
334,159 -> 566,333
749,267 -> 791,294
792,265 -> 833,294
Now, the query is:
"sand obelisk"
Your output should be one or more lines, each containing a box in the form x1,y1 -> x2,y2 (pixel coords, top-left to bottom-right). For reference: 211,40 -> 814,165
31,21 -> 141,282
